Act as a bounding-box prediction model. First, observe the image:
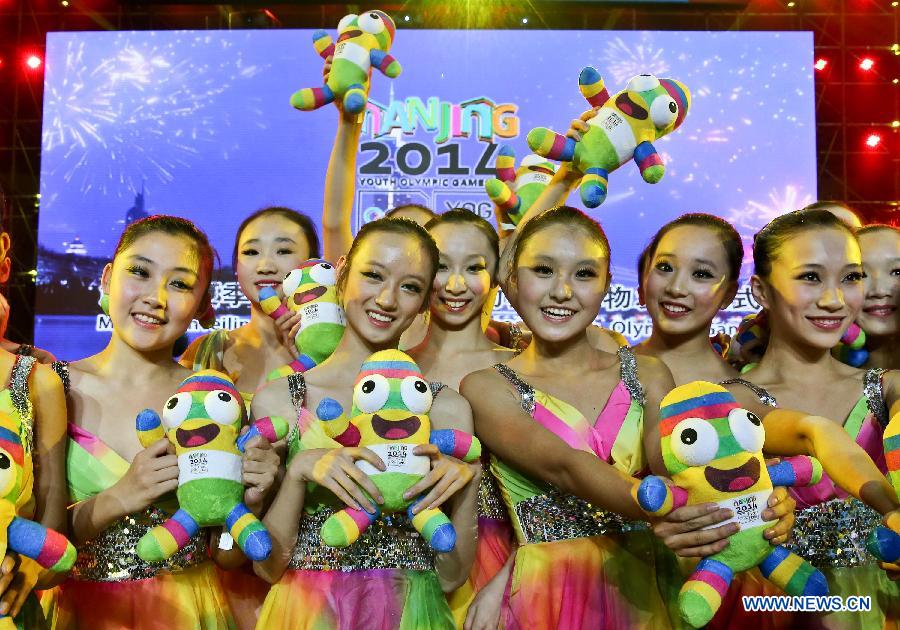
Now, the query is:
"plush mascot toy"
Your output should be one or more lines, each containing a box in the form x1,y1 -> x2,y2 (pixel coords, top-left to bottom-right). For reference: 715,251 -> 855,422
527,68 -> 690,208
290,10 -> 401,114
485,146 -> 558,238
259,259 -> 346,380
635,381 -> 829,627
315,350 -> 480,552
0,410 -> 75,625
866,409 -> 900,563
135,371 -> 289,562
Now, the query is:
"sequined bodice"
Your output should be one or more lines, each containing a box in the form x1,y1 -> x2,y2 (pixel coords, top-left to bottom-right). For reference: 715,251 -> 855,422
284,373 -> 443,572
491,347 -> 648,545
72,506 -> 206,582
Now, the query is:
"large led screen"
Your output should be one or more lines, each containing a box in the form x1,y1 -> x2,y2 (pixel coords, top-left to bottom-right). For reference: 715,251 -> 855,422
37,29 -> 816,359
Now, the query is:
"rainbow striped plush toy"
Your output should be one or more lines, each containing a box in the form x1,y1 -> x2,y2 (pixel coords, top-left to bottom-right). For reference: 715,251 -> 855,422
0,410 -> 75,625
260,259 -> 346,381
527,68 -> 690,208
135,371 -> 289,562
290,10 -> 400,114
315,350 -> 480,552
485,146 -> 557,238
635,381 -> 828,628
866,409 -> 900,563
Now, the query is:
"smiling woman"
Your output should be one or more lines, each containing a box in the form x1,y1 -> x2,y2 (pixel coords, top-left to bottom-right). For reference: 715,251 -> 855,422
856,225 -> 900,370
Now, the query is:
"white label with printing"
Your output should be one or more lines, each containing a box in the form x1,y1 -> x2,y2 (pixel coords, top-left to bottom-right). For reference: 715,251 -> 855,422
355,443 -> 430,477
701,489 -> 775,531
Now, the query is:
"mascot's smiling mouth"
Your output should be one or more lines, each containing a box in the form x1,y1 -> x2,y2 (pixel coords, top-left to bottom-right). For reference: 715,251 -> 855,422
338,30 -> 363,42
529,165 -> 556,176
704,457 -> 760,493
176,424 -> 221,448
615,93 -> 648,120
293,286 -> 327,306
372,414 -> 421,440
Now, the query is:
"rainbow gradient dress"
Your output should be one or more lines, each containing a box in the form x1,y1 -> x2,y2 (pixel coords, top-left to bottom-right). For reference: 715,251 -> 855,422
44,362 -> 234,629
491,347 -> 680,629
256,374 -> 455,630
725,370 -> 900,629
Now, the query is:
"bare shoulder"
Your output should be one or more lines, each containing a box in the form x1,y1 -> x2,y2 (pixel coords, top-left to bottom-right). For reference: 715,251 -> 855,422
29,361 -> 66,398
431,387 -> 473,433
250,376 -> 294,421
881,369 -> 900,407
634,353 -> 674,387
459,365 -> 505,401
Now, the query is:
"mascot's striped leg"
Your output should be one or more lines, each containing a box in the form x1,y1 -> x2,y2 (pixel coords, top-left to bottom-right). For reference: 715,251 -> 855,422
7,517 -> 76,572
494,145 -> 516,182
578,66 -> 610,107
342,83 -> 368,114
634,141 -> 665,183
227,503 -> 272,562
759,545 -> 828,597
137,509 -> 200,562
526,128 -> 576,162
679,558 -> 734,628
321,506 -> 379,548
311,29 -> 335,60
867,525 -> 900,563
579,167 -> 610,208
290,85 -> 334,111
407,502 -> 456,553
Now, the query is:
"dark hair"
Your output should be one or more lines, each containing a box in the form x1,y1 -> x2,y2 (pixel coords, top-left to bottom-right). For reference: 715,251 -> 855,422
232,206 -> 321,269
385,203 -> 437,222
857,223 -> 900,237
114,215 -> 217,313
337,217 -> 440,312
800,201 -> 862,228
425,209 -> 500,278
637,213 -> 743,291
753,209 -> 856,278
511,206 -> 611,269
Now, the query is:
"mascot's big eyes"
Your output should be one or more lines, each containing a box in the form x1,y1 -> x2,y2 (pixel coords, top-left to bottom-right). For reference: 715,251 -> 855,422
728,408 -> 765,453
0,453 -> 9,470
205,390 -> 241,425
627,74 -> 661,92
163,392 -> 193,429
308,262 -> 336,286
355,374 -> 390,413
670,417 -> 719,466
282,269 -> 304,299
359,12 -> 386,34
650,96 -> 678,129
400,376 -> 432,415
337,14 -> 358,32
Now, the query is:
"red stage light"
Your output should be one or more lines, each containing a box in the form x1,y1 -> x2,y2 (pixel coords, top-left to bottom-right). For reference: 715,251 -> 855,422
814,58 -> 828,71
25,54 -> 42,70
865,133 -> 882,148
859,57 -> 875,71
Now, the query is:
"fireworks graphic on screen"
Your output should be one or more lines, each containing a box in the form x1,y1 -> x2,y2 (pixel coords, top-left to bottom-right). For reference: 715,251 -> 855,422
42,34 -> 267,197
599,35 -> 670,85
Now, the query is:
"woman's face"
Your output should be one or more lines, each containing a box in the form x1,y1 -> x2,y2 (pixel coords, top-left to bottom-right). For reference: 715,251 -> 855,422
103,232 -> 208,352
340,231 -> 432,346
755,227 -> 864,349
514,223 -> 609,344
642,225 -> 736,338
857,229 -> 900,337
236,214 -> 312,303
428,222 -> 496,328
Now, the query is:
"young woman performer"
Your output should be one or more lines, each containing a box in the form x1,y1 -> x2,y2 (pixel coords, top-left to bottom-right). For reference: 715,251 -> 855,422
177,208 -> 320,629
48,216 -> 279,629
857,225 -> 900,370
252,218 -> 480,629
724,209 -> 900,627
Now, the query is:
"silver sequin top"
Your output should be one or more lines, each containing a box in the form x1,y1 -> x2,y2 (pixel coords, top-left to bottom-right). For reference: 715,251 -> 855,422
725,369 -> 889,568
284,373 -> 442,572
8,355 -> 37,454
72,506 -> 207,582
493,347 -> 648,545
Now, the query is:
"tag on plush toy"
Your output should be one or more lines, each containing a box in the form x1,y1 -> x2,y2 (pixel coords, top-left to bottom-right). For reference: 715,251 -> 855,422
703,490 -> 775,531
356,443 -> 430,476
